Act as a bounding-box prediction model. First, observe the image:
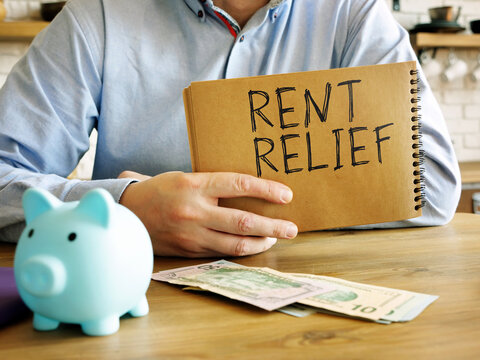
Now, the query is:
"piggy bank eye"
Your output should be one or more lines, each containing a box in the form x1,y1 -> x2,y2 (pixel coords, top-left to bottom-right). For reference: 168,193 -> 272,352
68,232 -> 77,241
28,229 -> 34,238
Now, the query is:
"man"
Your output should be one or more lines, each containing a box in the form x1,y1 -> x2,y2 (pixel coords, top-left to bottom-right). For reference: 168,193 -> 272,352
0,0 -> 461,257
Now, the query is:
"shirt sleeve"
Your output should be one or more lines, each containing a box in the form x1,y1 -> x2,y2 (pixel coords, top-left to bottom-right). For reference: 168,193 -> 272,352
337,0 -> 461,228
0,1 -> 135,243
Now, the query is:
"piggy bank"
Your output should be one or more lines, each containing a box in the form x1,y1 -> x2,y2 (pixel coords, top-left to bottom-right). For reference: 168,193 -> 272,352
14,188 -> 154,336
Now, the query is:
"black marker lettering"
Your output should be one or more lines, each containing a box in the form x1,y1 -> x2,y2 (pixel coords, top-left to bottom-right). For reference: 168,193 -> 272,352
337,80 -> 361,123
349,126 -> 369,167
306,131 -> 328,171
253,137 -> 278,177
276,87 -> 298,129
374,123 -> 394,163
304,82 -> 332,128
332,128 -> 344,171
248,90 -> 273,132
280,134 -> 303,174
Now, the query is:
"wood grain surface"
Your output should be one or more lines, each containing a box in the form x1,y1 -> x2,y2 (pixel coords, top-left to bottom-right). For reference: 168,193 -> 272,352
1,213 -> 479,359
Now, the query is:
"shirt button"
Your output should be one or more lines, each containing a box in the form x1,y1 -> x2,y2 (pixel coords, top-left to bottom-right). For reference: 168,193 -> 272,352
239,35 -> 245,42
197,10 -> 204,18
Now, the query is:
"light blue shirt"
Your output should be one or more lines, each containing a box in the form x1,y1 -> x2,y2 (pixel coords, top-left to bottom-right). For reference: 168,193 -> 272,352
0,0 -> 461,242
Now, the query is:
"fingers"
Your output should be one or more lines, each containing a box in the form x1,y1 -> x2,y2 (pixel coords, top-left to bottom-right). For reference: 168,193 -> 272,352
119,171 -> 296,258
203,173 -> 293,204
205,205 -> 298,240
196,230 -> 278,257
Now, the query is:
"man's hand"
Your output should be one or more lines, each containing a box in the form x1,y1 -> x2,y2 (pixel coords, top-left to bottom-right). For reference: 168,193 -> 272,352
118,171 -> 298,257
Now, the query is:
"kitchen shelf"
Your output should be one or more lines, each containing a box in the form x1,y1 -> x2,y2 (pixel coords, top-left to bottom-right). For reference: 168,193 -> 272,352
459,161 -> 480,184
0,21 -> 49,40
410,33 -> 480,53
457,161 -> 480,213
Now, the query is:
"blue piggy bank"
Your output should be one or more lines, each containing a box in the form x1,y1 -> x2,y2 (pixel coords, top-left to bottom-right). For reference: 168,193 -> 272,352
14,188 -> 154,336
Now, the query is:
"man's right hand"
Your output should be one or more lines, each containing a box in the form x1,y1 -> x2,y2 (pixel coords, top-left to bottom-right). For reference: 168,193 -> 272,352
118,171 -> 298,258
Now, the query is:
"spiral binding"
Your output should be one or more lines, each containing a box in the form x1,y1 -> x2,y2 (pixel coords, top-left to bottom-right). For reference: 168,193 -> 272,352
410,69 -> 426,211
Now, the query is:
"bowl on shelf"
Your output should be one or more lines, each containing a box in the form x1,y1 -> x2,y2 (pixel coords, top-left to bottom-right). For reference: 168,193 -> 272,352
410,6 -> 465,34
40,1 -> 66,22
428,6 -> 461,23
471,20 -> 480,34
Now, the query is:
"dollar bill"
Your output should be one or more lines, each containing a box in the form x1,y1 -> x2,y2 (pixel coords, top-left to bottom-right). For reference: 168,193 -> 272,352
278,303 -> 318,317
290,273 -> 437,322
152,260 -> 333,311
153,260 -> 438,321
381,292 -> 438,322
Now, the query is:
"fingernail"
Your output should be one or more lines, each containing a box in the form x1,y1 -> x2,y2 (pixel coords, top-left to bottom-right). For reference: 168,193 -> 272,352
280,189 -> 293,203
286,224 -> 298,238
266,237 -> 277,246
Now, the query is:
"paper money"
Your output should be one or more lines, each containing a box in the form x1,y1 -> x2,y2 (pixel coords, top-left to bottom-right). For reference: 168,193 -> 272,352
278,303 -> 318,317
291,273 -> 437,322
152,260 -> 438,321
291,273 -> 412,321
152,260 -> 333,311
381,292 -> 438,322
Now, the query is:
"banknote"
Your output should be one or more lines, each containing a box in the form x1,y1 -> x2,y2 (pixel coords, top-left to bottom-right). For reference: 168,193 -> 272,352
152,260 -> 333,311
381,292 -> 438,322
278,303 -> 318,317
298,293 -> 438,323
290,273 -> 437,322
153,260 -> 437,320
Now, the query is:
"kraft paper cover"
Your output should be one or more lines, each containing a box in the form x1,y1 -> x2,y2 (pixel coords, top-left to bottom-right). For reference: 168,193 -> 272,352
183,62 -> 422,231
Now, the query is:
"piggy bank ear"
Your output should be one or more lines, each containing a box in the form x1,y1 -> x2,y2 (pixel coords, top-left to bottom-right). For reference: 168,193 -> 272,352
75,188 -> 114,228
23,188 -> 62,224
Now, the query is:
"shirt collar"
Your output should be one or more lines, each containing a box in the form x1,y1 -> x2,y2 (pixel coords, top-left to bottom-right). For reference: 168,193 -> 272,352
183,0 -> 287,24
267,0 -> 285,9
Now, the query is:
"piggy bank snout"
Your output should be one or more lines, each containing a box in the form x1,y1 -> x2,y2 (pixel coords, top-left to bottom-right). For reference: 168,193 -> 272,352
18,255 -> 67,297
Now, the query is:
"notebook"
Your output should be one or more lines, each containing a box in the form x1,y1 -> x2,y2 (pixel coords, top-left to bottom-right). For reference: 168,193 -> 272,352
183,61 -> 424,231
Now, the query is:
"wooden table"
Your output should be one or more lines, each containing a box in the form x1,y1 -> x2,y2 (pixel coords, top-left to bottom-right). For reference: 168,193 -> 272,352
1,213 -> 479,359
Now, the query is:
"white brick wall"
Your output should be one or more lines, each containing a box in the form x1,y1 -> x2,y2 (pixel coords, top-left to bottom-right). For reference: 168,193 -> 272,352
384,0 -> 480,162
3,0 -> 41,21
0,42 -> 28,88
1,0 -> 480,178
